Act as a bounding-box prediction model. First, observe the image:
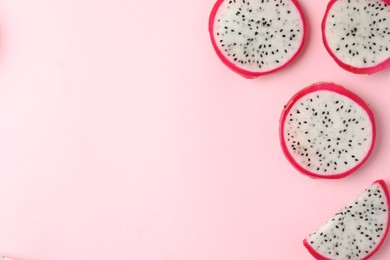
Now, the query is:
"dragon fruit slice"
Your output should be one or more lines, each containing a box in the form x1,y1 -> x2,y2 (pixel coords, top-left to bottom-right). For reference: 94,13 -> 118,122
304,180 -> 390,260
322,0 -> 390,74
209,0 -> 306,78
279,82 -> 375,179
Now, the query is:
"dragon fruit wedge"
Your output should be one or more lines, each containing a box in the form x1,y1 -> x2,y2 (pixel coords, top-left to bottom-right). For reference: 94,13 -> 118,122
279,82 -> 375,179
304,180 -> 390,260
209,0 -> 306,78
322,0 -> 390,74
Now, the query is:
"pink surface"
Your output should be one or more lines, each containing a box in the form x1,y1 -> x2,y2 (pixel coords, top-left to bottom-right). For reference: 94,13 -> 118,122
1,0 -> 390,260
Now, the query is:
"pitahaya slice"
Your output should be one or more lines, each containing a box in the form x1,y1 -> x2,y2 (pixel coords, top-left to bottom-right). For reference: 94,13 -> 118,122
209,0 -> 306,78
322,0 -> 390,74
304,180 -> 390,260
279,82 -> 375,179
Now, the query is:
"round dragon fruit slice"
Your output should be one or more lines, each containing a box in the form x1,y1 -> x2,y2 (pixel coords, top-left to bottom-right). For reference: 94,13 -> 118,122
209,0 -> 306,78
322,0 -> 390,74
280,82 -> 375,179
304,180 -> 390,260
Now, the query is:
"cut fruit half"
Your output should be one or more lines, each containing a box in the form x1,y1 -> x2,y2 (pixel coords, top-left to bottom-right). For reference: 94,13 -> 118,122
209,0 -> 306,78
280,82 -> 375,179
322,0 -> 390,74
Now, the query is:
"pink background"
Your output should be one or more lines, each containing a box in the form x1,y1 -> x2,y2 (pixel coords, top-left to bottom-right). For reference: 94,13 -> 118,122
0,0 -> 390,259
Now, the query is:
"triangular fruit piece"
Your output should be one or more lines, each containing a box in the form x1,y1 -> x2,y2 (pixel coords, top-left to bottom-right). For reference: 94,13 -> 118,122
304,180 -> 390,260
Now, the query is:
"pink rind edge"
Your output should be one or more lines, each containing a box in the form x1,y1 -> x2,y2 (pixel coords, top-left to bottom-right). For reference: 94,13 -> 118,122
303,238 -> 331,260
208,0 -> 307,79
322,0 -> 390,74
279,82 -> 376,179
303,180 -> 390,260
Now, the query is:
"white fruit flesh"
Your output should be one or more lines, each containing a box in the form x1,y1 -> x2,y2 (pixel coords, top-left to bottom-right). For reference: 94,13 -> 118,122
324,0 -> 390,68
283,90 -> 373,176
306,182 -> 389,260
213,0 -> 304,72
